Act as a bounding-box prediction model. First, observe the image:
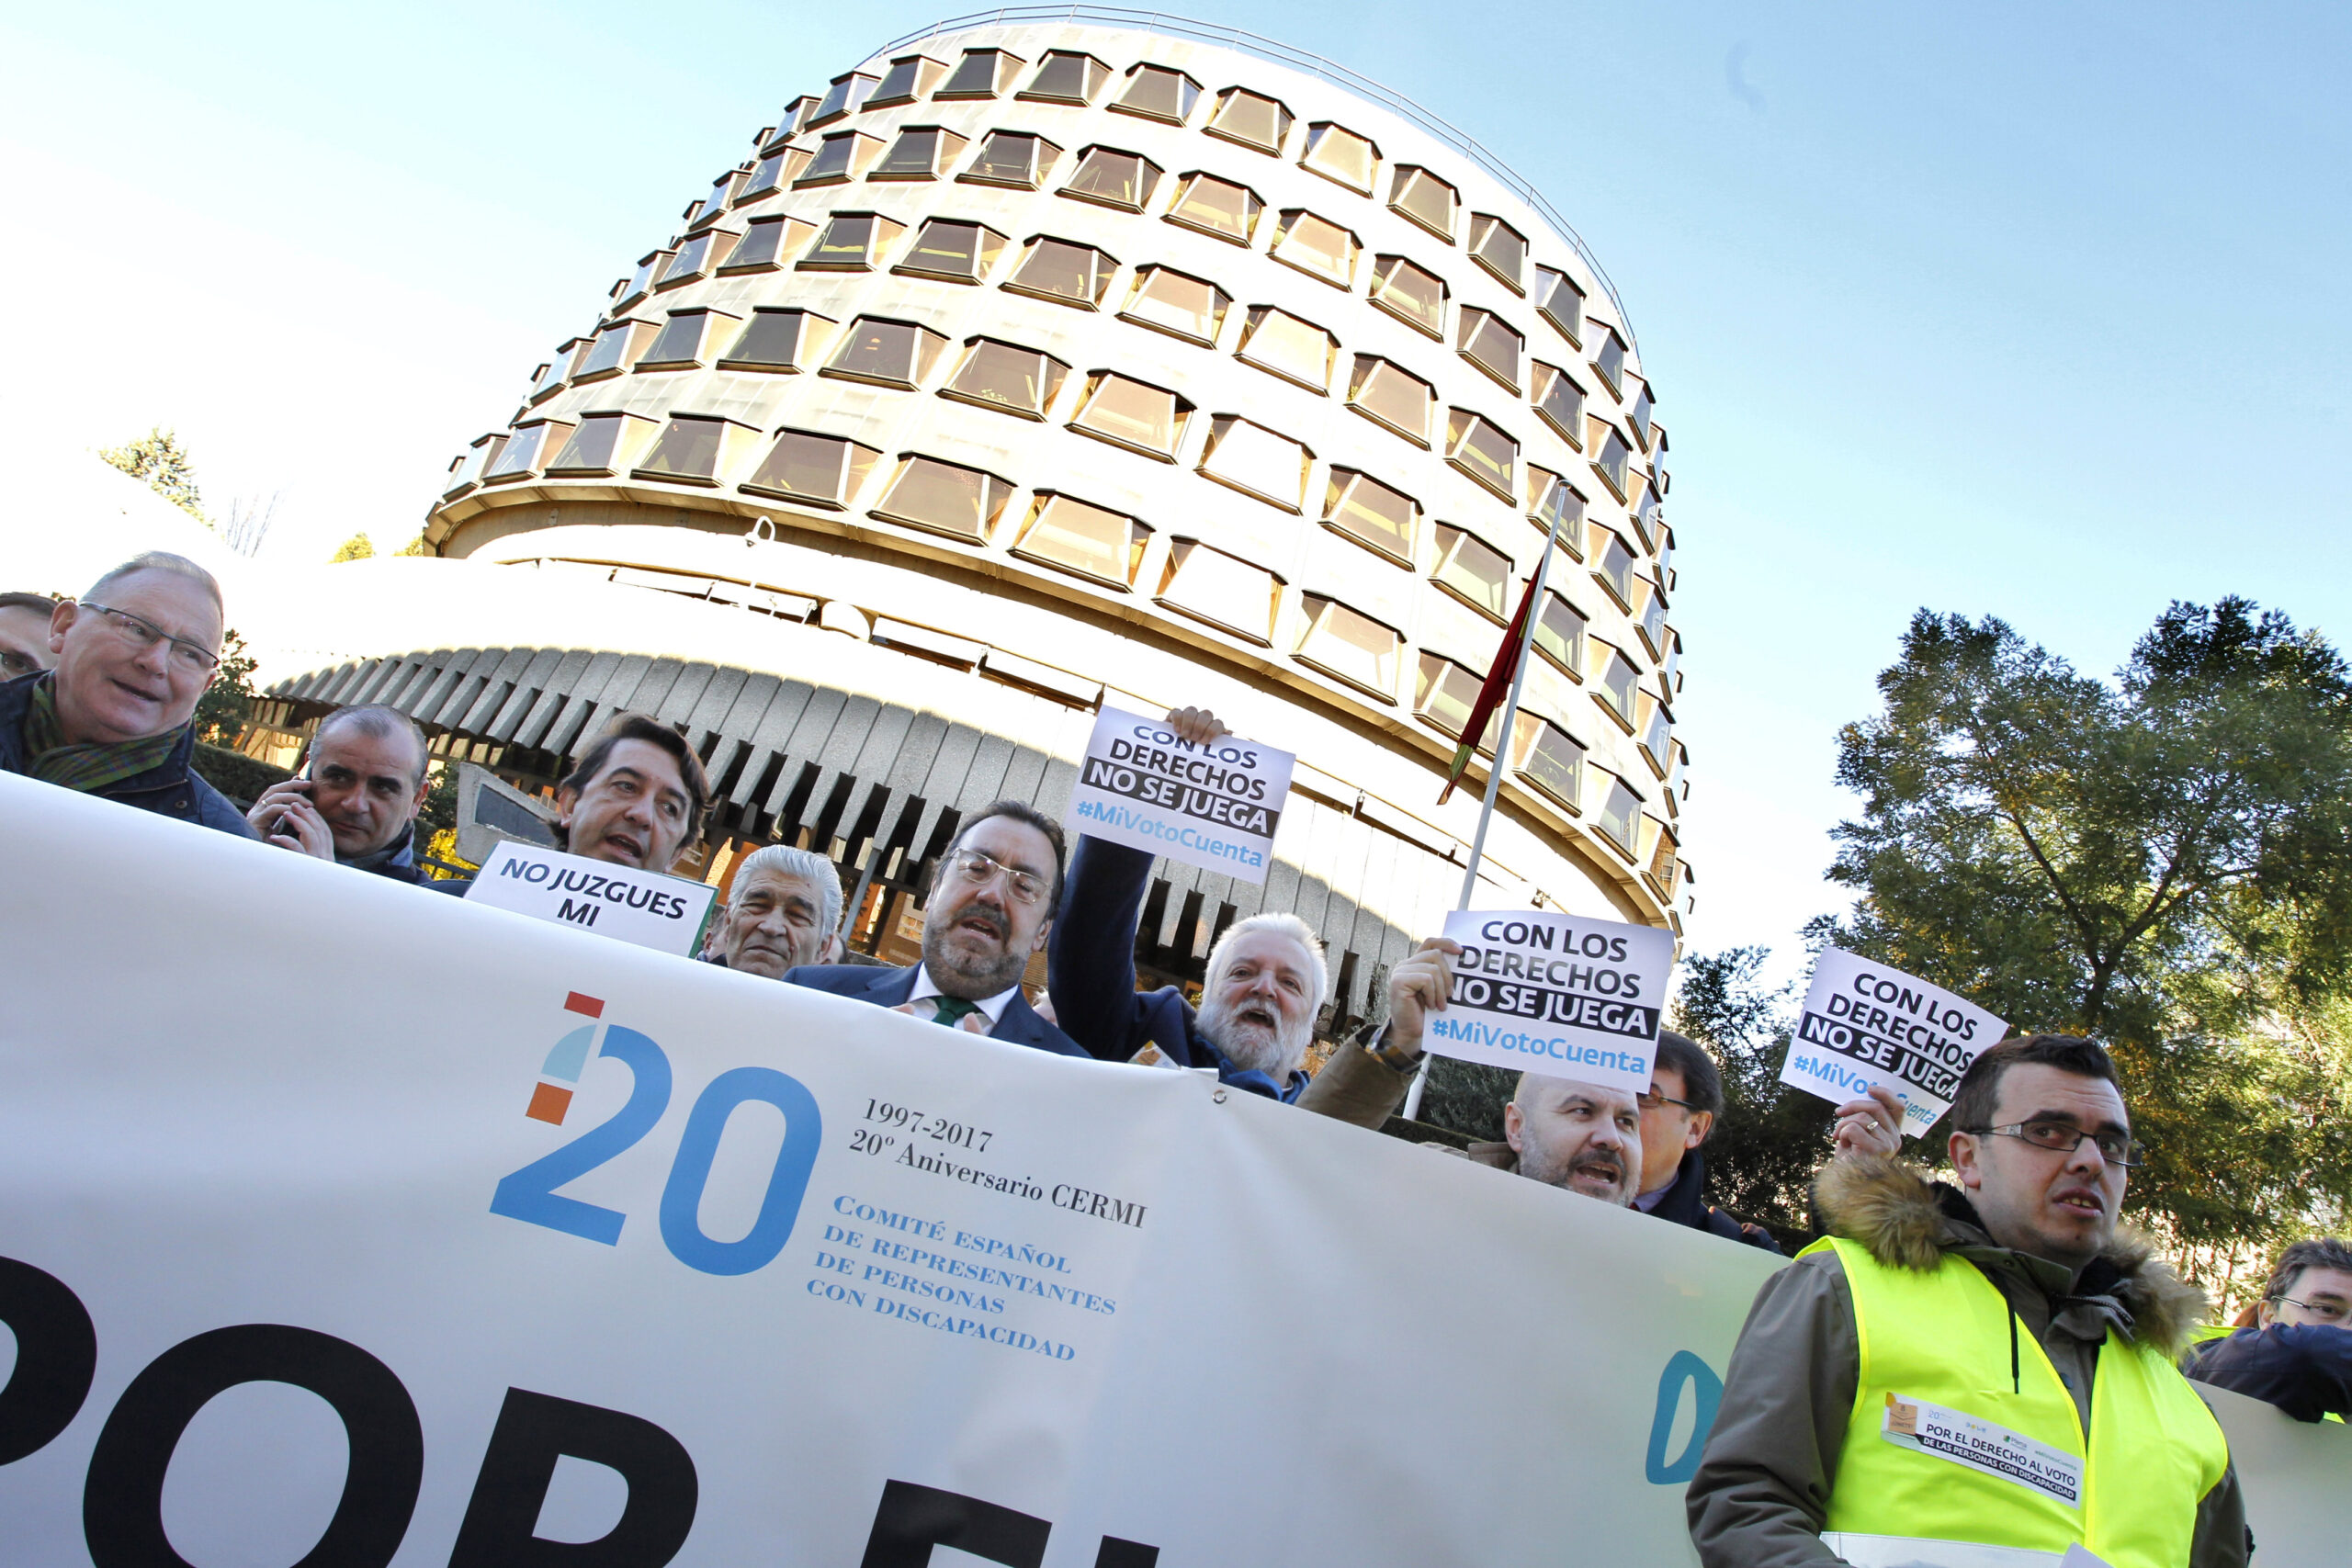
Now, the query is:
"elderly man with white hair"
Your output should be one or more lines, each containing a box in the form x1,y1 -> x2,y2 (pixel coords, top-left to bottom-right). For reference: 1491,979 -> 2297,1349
0,551 -> 252,838
1046,705 -> 1347,1102
705,844 -> 846,976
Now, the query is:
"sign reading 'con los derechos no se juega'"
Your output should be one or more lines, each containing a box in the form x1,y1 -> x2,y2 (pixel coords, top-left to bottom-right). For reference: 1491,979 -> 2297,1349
1780,949 -> 2007,1139
1422,909 -> 1679,1097
1065,705 -> 1295,885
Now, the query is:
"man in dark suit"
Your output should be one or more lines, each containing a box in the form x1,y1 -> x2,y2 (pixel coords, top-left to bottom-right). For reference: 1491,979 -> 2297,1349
784,799 -> 1086,1058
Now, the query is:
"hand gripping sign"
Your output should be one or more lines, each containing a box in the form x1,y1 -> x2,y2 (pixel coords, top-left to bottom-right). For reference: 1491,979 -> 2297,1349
465,840 -> 718,957
1066,705 -> 1295,885
1780,949 -> 2007,1139
1422,910 -> 1679,1097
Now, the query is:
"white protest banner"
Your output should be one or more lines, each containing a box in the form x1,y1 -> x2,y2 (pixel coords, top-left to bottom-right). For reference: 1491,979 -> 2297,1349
467,838 -> 717,956
0,774 -> 2336,1565
1781,948 -> 2007,1137
1065,704 -> 1293,884
1422,908 -> 1678,1096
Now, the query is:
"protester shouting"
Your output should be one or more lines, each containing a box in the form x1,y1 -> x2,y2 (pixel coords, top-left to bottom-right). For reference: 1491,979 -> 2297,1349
786,800 -> 1083,1057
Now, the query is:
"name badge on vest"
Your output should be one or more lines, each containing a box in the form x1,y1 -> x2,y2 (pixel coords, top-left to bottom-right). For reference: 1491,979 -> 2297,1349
1882,1393 -> 2084,1508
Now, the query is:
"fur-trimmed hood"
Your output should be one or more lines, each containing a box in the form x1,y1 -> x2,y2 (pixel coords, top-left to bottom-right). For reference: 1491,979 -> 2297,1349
1815,1155 -> 2209,1359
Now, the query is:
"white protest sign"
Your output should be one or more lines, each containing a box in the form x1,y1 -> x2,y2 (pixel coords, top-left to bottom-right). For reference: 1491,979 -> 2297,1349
1066,704 -> 1294,884
1424,908 -> 1678,1095
465,838 -> 717,956
1781,949 -> 2007,1137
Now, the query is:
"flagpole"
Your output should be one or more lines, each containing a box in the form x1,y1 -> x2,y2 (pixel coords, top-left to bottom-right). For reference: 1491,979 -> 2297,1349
1400,508 -> 1566,1122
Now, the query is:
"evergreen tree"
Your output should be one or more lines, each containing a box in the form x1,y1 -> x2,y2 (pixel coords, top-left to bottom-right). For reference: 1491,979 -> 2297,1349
98,428 -> 205,522
1819,599 -> 2352,1248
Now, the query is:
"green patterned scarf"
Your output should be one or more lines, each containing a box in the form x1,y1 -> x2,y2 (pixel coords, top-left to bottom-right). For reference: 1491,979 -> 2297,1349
20,675 -> 185,795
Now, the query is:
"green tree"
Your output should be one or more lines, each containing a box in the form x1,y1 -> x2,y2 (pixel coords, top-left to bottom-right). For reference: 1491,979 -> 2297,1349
98,428 -> 206,522
193,630 -> 257,746
331,532 -> 376,561
394,534 -> 432,557
1820,599 -> 2352,1249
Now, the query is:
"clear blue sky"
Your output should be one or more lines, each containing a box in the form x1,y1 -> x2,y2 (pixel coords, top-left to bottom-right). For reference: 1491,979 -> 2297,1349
4,1 -> 2345,971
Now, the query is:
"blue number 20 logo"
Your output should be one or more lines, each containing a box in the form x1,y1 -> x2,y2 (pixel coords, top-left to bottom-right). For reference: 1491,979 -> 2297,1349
490,997 -> 822,1278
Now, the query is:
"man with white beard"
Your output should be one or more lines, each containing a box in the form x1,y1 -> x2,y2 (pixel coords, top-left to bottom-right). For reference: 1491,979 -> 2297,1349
1047,705 -> 1335,1101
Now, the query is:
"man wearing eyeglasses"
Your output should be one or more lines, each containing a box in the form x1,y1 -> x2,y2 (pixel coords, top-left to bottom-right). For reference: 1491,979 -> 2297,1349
0,592 -> 59,681
2186,1237 -> 2352,1424
1688,1033 -> 2246,1568
0,553 -> 254,839
783,800 -> 1085,1058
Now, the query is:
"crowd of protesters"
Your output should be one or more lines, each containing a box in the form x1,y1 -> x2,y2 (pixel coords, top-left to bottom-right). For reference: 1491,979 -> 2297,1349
7,549 -> 2344,1568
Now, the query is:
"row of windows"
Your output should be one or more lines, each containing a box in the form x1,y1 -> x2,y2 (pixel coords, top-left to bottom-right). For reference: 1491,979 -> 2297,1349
526,297 -> 1670,617
447,409 -> 1673,750
561,209 -> 1657,531
672,121 -> 1657,465
454,430 -> 1660,848
767,44 -> 1633,369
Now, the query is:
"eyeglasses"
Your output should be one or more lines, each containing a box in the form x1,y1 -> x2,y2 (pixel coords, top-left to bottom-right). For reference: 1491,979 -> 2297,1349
1636,1090 -> 1699,1113
1967,1120 -> 2146,1168
79,602 -> 220,676
2273,1294 -> 2349,1324
947,847 -> 1047,906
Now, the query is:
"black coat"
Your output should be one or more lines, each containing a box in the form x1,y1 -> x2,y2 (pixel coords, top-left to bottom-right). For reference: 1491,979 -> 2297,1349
779,961 -> 1088,1059
1645,1148 -> 1782,1254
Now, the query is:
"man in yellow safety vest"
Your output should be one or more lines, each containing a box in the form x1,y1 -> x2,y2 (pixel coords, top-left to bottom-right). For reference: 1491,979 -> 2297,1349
1685,1033 -> 2247,1568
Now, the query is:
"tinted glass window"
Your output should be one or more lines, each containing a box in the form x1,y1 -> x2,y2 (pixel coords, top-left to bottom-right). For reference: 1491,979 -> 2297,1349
1115,64 -> 1200,122
1167,173 -> 1261,243
944,339 -> 1069,418
1370,255 -> 1445,336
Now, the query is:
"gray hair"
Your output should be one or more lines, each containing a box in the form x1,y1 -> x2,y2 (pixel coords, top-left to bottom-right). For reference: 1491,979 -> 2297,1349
729,843 -> 845,936
1205,911 -> 1329,1010
314,704 -> 432,788
85,551 -> 223,615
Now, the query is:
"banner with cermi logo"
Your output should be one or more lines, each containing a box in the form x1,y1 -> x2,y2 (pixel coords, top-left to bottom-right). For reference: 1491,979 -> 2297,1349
1065,705 -> 1295,884
1423,910 -> 1679,1096
464,840 -> 717,956
0,774 -> 2339,1567
1780,949 -> 2007,1138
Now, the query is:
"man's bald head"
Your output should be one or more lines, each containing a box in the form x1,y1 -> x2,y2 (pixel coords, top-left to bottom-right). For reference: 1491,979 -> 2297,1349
1505,1072 -> 1644,1204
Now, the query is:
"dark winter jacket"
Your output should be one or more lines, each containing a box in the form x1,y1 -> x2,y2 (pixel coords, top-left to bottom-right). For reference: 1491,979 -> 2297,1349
1046,836 -> 1307,1102
1643,1148 -> 1782,1254
0,673 -> 254,839
2188,1322 -> 2352,1423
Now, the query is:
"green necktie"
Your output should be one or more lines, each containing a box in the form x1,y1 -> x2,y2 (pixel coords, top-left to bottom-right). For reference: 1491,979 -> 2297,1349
928,996 -> 981,1029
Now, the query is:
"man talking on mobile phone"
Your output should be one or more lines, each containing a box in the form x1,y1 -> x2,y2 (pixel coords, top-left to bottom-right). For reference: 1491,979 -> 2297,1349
247,704 -> 435,883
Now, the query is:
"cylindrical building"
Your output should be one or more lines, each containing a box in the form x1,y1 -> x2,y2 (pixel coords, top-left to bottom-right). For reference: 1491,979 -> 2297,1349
265,11 -> 1687,1031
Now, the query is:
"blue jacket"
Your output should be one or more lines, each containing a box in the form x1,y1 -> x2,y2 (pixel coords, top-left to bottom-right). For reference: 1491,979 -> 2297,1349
0,673 -> 254,839
780,961 -> 1089,1059
2186,1323 -> 2352,1423
1046,836 -> 1307,1102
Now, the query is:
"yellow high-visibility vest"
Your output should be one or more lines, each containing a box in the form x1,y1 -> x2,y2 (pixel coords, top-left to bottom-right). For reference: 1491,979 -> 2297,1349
1804,1236 -> 2230,1568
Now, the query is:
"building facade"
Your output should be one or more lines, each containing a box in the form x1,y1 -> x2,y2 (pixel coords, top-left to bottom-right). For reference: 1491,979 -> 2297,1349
266,12 -> 1688,1028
